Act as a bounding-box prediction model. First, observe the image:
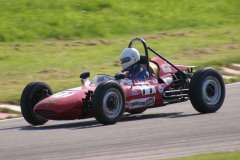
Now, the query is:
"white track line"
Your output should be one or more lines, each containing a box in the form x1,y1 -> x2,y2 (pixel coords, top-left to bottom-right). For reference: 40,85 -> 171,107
226,81 -> 240,86
1,117 -> 23,122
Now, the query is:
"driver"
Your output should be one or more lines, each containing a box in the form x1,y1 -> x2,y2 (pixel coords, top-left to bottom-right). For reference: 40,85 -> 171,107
120,48 -> 149,80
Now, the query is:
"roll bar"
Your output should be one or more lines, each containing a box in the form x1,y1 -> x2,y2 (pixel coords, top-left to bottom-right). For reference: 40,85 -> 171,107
128,38 -> 188,78
128,38 -> 150,74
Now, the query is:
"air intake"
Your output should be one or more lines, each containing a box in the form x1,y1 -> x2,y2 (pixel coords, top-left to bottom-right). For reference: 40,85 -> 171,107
35,110 -> 56,115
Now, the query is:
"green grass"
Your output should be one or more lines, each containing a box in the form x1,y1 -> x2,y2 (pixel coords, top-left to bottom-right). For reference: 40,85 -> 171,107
0,107 -> 22,120
0,0 -> 240,104
1,24 -> 240,104
0,0 -> 240,41
0,107 -> 21,114
160,151 -> 240,160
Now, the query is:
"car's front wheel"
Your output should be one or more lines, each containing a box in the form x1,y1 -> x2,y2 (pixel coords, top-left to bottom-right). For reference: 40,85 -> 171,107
92,81 -> 125,125
21,81 -> 53,125
189,67 -> 225,113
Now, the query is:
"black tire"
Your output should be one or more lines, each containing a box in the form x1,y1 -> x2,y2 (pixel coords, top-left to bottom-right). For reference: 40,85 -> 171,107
189,67 -> 225,113
20,81 -> 53,125
92,81 -> 125,125
128,108 -> 147,114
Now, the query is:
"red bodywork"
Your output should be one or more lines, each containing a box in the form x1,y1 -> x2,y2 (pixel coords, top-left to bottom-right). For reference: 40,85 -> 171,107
34,58 -> 194,120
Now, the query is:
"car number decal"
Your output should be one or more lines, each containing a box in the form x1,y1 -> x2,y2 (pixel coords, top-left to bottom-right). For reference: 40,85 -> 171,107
52,91 -> 75,98
135,82 -> 156,95
69,87 -> 82,90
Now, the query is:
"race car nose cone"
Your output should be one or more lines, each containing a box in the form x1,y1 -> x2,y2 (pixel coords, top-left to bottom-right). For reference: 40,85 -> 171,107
33,99 -> 58,118
33,95 -> 84,120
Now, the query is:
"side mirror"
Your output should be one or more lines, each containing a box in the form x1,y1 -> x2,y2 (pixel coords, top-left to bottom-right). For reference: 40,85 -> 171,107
114,72 -> 125,80
80,71 -> 90,79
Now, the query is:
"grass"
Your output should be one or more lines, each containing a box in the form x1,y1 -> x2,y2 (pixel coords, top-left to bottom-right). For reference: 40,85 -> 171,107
0,107 -> 21,114
0,0 -> 240,104
160,151 -> 240,160
0,107 -> 22,120
0,24 -> 240,104
0,0 -> 240,41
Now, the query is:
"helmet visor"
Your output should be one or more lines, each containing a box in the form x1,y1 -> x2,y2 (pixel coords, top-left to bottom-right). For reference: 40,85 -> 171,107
121,57 -> 131,64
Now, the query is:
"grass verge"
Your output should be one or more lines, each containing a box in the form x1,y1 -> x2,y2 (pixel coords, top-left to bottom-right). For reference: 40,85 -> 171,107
0,107 -> 22,120
0,24 -> 240,104
0,107 -> 21,114
160,151 -> 240,160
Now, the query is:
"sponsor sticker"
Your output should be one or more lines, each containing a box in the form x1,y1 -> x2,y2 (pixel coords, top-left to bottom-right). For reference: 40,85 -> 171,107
161,64 -> 172,73
52,91 -> 75,98
162,77 -> 173,86
132,89 -> 138,95
128,97 -> 155,109
158,85 -> 164,93
146,97 -> 155,106
44,99 -> 57,106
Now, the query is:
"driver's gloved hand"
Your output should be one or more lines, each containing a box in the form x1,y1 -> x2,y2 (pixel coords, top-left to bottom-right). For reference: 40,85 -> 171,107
114,72 -> 125,80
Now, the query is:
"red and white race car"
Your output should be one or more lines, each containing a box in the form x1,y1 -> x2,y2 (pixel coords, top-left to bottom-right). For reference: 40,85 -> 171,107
21,38 -> 225,125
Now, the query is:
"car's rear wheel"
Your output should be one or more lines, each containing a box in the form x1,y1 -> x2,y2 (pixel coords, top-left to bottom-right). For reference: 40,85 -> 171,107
189,67 -> 225,113
92,81 -> 125,125
21,81 -> 53,125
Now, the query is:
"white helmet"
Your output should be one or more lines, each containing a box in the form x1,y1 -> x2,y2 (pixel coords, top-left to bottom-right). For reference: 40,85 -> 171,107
120,48 -> 140,70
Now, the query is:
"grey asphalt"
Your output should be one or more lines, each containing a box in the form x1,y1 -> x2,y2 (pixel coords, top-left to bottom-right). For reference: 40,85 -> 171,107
0,83 -> 240,160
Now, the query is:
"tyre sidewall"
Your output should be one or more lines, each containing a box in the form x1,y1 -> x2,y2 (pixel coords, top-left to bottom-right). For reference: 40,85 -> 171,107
21,81 -> 53,125
189,67 -> 225,113
93,81 -> 126,124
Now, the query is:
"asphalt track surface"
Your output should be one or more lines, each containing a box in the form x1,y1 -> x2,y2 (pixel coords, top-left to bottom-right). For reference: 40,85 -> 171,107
0,83 -> 240,160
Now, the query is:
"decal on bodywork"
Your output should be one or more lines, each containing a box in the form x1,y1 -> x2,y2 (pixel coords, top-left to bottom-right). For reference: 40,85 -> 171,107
158,85 -> 165,93
132,89 -> 138,95
162,77 -> 173,86
44,99 -> 57,106
135,82 -> 156,95
161,64 -> 172,73
69,87 -> 82,90
52,91 -> 75,98
127,97 -> 155,109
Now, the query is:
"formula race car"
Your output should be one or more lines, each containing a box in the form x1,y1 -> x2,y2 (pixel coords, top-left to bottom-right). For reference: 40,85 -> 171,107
21,38 -> 225,125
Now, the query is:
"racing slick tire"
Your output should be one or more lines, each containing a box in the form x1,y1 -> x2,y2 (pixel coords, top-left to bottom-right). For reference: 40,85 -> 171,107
189,67 -> 225,113
20,81 -> 53,125
128,108 -> 147,114
92,81 -> 126,125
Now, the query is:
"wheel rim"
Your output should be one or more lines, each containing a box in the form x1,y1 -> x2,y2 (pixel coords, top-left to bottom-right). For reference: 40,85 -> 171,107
103,88 -> 123,119
202,76 -> 221,105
